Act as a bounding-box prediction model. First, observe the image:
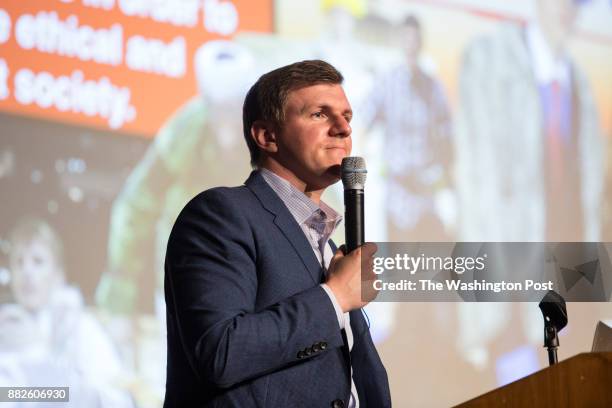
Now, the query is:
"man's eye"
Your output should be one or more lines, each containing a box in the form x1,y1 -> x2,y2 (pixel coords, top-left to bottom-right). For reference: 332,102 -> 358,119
312,112 -> 324,118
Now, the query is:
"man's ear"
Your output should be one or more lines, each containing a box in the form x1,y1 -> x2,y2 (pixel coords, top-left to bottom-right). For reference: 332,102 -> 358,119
251,120 -> 278,154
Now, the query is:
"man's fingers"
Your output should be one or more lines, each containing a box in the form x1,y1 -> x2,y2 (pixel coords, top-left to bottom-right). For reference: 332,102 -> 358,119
333,247 -> 345,259
328,247 -> 344,272
344,242 -> 376,257
361,242 -> 378,257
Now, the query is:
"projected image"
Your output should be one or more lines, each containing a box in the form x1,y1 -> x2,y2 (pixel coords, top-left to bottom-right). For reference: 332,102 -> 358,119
0,218 -> 133,407
1,0 -> 611,406
455,0 -> 604,242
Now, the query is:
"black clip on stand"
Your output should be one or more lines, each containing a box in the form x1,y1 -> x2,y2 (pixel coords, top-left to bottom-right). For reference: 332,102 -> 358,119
538,290 -> 568,366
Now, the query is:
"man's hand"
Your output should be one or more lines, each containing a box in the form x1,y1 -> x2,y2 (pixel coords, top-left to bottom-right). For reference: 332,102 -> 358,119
325,242 -> 379,312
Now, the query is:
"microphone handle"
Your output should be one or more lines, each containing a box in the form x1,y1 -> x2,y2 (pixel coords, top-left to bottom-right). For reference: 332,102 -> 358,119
344,189 -> 364,253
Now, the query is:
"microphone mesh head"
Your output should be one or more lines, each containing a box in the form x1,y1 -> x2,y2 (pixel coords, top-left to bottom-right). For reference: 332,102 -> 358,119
341,156 -> 367,190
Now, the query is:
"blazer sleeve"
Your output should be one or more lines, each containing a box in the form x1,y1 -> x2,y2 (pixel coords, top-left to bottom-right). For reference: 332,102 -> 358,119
164,188 -> 345,389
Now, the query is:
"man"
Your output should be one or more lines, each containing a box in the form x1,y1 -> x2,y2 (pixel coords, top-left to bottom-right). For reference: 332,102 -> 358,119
361,15 -> 454,241
164,60 -> 391,407
455,0 -> 603,241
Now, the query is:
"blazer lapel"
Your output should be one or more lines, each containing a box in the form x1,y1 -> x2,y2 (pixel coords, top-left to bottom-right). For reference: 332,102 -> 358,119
245,171 -> 323,285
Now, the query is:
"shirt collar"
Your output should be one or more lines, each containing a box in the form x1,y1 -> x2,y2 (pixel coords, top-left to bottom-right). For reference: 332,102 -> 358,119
259,168 -> 342,228
526,23 -> 571,86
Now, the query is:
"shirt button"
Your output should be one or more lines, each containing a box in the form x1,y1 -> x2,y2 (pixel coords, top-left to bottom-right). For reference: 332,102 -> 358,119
331,399 -> 344,408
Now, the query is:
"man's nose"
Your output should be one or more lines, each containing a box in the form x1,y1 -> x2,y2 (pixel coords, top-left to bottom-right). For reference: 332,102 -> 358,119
330,116 -> 351,137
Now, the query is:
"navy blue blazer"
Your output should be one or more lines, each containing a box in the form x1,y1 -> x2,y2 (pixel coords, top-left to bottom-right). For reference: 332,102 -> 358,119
164,171 -> 391,407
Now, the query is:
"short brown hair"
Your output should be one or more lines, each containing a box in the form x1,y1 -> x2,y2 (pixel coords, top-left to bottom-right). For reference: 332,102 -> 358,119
242,60 -> 344,167
402,15 -> 421,32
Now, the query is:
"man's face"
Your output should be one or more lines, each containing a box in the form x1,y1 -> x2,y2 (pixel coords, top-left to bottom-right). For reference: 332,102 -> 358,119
536,0 -> 578,51
10,239 -> 61,311
401,25 -> 421,62
273,83 -> 352,190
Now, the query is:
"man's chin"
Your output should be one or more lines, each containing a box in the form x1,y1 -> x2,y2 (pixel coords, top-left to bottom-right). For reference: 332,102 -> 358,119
325,164 -> 342,181
307,165 -> 341,190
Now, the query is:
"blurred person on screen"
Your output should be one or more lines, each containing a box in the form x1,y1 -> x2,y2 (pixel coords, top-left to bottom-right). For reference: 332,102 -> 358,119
96,40 -> 254,318
361,15 -> 454,241
453,0 -> 606,383
0,218 -> 133,407
95,40 -> 256,405
455,0 -> 604,241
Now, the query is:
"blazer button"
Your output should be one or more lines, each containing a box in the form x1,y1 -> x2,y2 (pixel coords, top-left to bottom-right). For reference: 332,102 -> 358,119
331,399 -> 344,408
312,344 -> 321,352
319,341 -> 327,350
297,351 -> 305,359
304,347 -> 313,356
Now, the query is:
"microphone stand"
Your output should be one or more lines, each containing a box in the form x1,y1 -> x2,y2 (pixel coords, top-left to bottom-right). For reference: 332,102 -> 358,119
538,290 -> 567,367
543,321 -> 559,365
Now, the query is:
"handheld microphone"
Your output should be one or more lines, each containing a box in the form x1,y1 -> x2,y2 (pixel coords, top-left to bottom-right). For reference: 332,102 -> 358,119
341,157 -> 367,253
